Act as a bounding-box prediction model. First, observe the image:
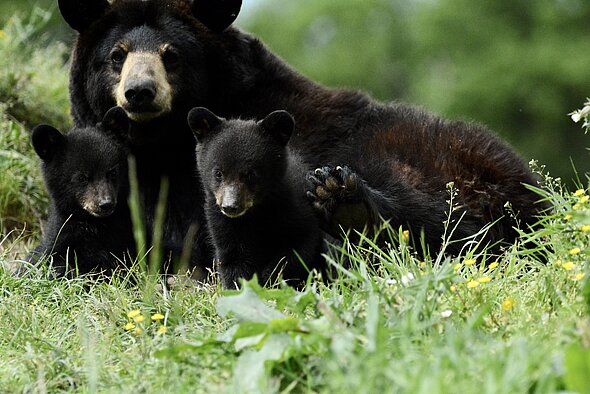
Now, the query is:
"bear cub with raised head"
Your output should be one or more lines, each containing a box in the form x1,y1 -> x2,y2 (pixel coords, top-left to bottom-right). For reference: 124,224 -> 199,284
29,107 -> 135,277
188,107 -> 330,289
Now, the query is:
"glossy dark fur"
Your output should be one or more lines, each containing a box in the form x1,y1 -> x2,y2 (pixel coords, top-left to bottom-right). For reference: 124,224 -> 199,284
29,110 -> 134,276
61,0 -> 547,262
189,108 -> 328,288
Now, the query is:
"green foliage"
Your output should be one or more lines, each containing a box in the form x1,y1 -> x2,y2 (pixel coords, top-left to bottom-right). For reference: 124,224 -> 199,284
0,115 -> 47,236
0,9 -> 70,237
244,0 -> 590,180
0,8 -> 70,127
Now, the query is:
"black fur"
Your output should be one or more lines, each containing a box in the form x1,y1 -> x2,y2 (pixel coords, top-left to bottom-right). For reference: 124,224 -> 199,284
61,0 -> 548,264
189,108 -> 328,288
29,108 -> 134,277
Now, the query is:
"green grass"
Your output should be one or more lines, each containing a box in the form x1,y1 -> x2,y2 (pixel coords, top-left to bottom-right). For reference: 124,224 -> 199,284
1,9 -> 590,394
1,198 -> 589,393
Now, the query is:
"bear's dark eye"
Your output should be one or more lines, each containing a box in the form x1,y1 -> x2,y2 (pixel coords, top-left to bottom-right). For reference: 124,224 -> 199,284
162,48 -> 179,69
246,170 -> 258,185
110,48 -> 127,65
75,173 -> 89,184
213,169 -> 223,182
107,166 -> 119,179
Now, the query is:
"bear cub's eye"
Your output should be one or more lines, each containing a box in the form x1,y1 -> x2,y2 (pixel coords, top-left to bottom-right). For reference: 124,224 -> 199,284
74,172 -> 90,184
213,169 -> 223,182
107,166 -> 119,179
246,170 -> 258,184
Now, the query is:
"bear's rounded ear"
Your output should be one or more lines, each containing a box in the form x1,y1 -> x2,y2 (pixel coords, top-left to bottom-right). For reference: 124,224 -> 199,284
101,106 -> 130,144
192,0 -> 242,32
187,107 -> 223,142
58,0 -> 110,32
31,125 -> 65,162
260,110 -> 294,146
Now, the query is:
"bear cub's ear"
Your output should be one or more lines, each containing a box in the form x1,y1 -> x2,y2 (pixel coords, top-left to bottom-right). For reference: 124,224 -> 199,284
259,110 -> 294,146
187,107 -> 223,142
31,125 -> 65,162
101,106 -> 130,144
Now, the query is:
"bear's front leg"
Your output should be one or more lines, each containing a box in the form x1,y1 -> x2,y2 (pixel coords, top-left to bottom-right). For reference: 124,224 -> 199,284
216,252 -> 258,290
306,165 -> 387,237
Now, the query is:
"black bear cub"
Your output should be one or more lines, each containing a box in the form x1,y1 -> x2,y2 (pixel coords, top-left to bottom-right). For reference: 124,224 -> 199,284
188,107 -> 329,289
29,107 -> 135,277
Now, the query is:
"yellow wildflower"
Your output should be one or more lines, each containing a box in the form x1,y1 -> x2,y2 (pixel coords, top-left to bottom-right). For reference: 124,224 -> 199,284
478,276 -> 491,283
464,259 -> 476,266
581,225 -> 590,232
564,214 -> 573,221
555,260 -> 562,267
488,262 -> 499,270
151,313 -> 165,321
502,298 -> 514,311
402,230 -> 410,242
127,309 -> 141,318
573,189 -> 585,197
581,196 -> 590,204
133,315 -> 145,323
467,280 -> 479,289
574,273 -> 586,281
157,326 -> 168,335
562,261 -> 575,271
450,285 -> 457,292
453,263 -> 462,270
134,328 -> 142,335
569,247 -> 581,255
124,322 -> 135,331
573,204 -> 581,211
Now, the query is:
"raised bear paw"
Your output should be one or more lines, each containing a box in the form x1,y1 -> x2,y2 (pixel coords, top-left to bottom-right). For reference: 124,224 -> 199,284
306,165 -> 362,215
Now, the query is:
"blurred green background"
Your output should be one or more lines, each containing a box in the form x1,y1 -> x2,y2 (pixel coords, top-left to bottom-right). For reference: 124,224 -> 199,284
2,0 -> 589,181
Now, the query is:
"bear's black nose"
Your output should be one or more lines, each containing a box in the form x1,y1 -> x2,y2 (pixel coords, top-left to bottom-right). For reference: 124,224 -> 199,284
98,200 -> 115,214
221,203 -> 240,216
125,80 -> 156,107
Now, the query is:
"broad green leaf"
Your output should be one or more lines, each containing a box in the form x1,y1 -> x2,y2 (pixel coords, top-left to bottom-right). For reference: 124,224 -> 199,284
232,334 -> 291,394
564,343 -> 590,394
217,285 -> 285,323
235,333 -> 267,352
268,317 -> 300,334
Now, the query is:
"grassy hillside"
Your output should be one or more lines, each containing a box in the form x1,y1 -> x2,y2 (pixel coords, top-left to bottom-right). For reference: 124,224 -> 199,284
0,10 -> 589,394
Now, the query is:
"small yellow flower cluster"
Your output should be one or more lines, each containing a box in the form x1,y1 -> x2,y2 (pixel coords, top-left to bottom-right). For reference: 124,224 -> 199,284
555,260 -> 587,282
124,310 -> 168,335
572,189 -> 589,211
501,298 -> 514,312
452,258 -> 497,291
573,189 -> 585,197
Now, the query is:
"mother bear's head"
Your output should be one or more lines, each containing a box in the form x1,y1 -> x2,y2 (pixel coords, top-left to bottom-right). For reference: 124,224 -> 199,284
60,0 -> 243,126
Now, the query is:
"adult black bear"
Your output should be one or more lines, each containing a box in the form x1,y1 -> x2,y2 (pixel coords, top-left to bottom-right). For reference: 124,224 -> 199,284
58,0 -> 546,261
188,107 -> 329,288
29,107 -> 135,277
